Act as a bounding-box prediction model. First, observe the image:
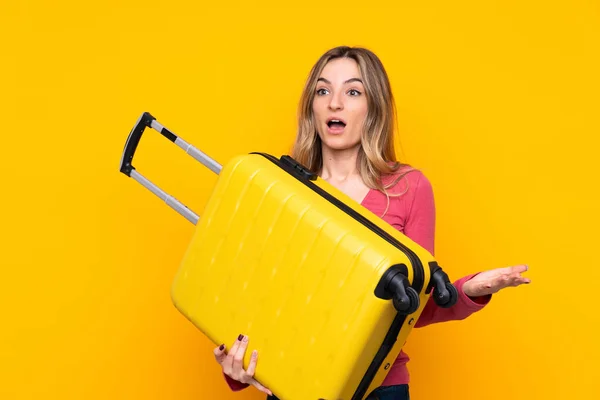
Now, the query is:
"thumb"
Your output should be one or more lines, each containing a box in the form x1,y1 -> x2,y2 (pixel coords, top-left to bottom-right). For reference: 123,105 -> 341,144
251,378 -> 273,396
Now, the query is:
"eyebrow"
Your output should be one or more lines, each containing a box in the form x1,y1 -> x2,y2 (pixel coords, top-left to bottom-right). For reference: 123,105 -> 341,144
317,77 -> 363,84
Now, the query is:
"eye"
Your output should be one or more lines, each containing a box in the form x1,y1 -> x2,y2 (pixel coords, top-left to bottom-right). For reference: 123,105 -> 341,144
348,89 -> 361,96
316,88 -> 329,96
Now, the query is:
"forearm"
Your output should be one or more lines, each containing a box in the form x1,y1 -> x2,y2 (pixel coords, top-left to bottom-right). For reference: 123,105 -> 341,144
415,273 -> 491,328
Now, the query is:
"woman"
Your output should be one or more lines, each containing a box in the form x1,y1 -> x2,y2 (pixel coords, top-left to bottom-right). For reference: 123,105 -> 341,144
212,46 -> 530,399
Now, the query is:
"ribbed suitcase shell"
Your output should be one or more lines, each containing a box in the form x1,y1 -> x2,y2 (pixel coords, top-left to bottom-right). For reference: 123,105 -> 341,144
171,153 -> 434,400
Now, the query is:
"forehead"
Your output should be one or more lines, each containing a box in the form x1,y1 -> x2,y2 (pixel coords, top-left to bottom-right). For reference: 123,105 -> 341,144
319,58 -> 362,84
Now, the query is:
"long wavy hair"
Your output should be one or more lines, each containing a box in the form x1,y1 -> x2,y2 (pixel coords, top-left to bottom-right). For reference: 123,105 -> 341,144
291,46 -> 413,202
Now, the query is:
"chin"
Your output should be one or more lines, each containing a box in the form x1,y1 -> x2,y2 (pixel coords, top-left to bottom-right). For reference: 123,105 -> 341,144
320,135 -> 361,152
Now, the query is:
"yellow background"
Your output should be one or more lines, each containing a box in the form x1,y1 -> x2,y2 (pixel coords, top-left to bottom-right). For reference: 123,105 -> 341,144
1,1 -> 598,399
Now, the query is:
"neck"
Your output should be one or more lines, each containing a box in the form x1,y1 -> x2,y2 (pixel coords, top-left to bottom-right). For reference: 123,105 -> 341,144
319,145 -> 361,183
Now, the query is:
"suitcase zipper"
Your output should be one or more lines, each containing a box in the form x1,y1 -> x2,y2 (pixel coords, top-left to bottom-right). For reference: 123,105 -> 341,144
252,153 -> 424,399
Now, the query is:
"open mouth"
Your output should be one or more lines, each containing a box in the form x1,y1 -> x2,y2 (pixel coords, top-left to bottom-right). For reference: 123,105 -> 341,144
326,118 -> 347,130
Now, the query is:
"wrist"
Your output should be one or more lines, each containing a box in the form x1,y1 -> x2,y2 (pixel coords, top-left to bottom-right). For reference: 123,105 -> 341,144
462,280 -> 475,297
461,278 -> 491,304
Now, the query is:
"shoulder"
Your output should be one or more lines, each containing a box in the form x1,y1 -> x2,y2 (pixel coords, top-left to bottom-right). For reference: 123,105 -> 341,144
382,165 -> 436,223
381,164 -> 434,200
362,164 -> 435,232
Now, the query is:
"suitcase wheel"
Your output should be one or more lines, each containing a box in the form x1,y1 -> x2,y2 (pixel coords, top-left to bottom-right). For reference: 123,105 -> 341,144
393,285 -> 420,315
429,266 -> 459,308
374,265 -> 421,315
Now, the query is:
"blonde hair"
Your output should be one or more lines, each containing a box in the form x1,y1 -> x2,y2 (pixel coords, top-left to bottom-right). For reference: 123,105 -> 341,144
291,46 -> 414,212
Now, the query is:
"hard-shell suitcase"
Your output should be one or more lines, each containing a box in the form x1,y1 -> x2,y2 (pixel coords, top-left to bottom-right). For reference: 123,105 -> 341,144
119,112 -> 459,400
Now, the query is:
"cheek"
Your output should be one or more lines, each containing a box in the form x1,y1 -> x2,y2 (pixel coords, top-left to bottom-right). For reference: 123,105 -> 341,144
311,102 -> 324,135
311,107 -> 320,121
350,102 -> 368,129
312,99 -> 325,117
358,100 -> 369,119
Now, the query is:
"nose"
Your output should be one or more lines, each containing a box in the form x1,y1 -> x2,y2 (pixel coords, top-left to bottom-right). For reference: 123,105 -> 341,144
328,91 -> 344,111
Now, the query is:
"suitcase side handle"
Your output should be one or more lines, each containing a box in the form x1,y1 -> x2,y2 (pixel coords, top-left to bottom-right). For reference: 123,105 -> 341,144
119,112 -> 223,225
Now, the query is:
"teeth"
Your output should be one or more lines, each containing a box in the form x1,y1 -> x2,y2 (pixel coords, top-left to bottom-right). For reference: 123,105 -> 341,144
327,119 -> 346,129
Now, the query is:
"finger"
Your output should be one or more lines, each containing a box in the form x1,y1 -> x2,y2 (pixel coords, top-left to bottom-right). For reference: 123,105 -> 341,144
223,335 -> 243,373
231,333 -> 244,349
246,350 -> 258,377
510,274 -> 531,286
251,378 -> 273,396
232,335 -> 249,377
492,264 -> 527,278
493,272 -> 530,290
509,268 -> 532,284
213,343 -> 227,364
509,264 -> 528,274
227,334 -> 243,361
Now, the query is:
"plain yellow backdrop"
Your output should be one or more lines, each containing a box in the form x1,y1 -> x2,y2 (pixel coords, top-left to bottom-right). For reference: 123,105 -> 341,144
1,1 -> 599,399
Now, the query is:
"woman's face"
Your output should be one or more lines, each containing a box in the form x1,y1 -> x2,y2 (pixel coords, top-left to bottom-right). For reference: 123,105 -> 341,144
312,57 -> 368,153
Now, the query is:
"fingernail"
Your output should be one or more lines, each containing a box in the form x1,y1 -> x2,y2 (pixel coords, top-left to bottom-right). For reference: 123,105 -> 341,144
252,350 -> 257,357
238,334 -> 244,341
219,344 -> 225,350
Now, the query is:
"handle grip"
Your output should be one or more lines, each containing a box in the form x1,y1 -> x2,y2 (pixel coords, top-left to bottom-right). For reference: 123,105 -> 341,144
119,112 -> 223,225
120,112 -> 164,176
120,112 -> 222,177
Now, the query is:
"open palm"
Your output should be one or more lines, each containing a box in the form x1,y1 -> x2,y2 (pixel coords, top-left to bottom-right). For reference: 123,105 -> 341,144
463,265 -> 531,298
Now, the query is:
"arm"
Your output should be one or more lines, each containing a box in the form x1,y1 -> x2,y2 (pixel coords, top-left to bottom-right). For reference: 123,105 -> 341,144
414,274 -> 490,328
399,171 -> 491,329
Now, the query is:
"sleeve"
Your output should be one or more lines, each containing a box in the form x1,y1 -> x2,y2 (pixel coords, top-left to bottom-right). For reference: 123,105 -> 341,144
402,171 -> 436,255
401,171 -> 491,329
414,273 -> 491,328
223,372 -> 250,391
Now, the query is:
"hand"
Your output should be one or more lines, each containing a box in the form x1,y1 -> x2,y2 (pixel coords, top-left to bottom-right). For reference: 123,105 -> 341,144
462,264 -> 531,298
214,334 -> 272,396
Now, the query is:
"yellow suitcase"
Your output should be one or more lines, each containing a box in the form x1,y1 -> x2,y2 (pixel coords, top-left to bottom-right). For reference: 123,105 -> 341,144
119,112 -> 459,400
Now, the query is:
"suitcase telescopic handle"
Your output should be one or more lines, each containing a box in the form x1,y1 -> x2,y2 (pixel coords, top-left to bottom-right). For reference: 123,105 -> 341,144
119,112 -> 223,225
